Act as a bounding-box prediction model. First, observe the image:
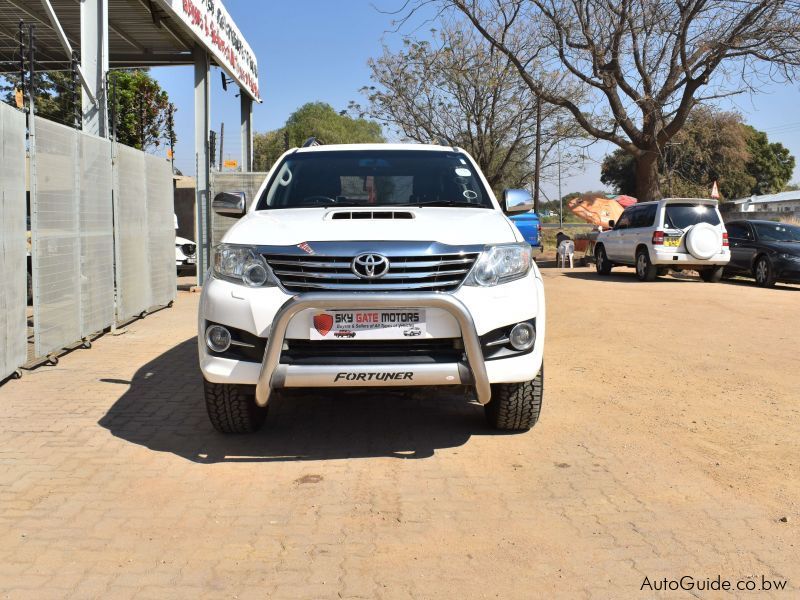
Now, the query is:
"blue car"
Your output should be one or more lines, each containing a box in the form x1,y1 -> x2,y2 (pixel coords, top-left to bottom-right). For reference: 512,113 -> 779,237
509,211 -> 543,252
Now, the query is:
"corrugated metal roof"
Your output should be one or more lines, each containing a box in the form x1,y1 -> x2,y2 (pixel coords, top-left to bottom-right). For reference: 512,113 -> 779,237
731,190 -> 800,204
0,0 -> 197,71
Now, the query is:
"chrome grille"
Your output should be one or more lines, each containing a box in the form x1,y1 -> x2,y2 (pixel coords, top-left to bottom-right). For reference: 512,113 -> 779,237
263,252 -> 479,292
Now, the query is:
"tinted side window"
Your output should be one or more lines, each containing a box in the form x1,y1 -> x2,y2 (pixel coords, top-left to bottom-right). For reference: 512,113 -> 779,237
726,223 -> 751,240
631,204 -> 656,228
615,208 -> 634,229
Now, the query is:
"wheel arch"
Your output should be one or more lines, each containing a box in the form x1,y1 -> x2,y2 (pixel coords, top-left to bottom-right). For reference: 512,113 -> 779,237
751,251 -> 771,273
635,243 -> 651,261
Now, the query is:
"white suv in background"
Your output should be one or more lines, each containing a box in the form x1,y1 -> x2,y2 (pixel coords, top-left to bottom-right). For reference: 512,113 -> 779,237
594,198 -> 729,282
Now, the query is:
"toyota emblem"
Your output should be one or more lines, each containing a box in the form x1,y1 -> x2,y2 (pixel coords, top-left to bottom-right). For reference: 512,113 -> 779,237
352,253 -> 390,279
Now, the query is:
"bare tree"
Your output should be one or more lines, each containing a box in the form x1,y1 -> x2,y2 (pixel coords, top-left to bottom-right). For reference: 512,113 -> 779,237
414,0 -> 800,199
353,22 -> 584,195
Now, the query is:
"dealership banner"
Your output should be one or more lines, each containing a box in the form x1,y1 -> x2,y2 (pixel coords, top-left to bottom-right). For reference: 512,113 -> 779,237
159,0 -> 260,101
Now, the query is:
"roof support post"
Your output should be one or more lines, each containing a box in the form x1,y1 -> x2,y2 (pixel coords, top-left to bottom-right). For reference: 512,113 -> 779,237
194,45 -> 211,286
240,93 -> 253,172
80,0 -> 108,136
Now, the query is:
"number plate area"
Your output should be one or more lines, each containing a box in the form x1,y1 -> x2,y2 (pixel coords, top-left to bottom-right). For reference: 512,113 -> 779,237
310,309 -> 426,340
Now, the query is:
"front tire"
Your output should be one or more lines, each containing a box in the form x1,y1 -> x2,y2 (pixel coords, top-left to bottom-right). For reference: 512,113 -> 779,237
595,246 -> 612,275
635,249 -> 657,282
204,380 -> 267,433
485,367 -> 543,431
700,266 -> 724,283
753,256 -> 776,288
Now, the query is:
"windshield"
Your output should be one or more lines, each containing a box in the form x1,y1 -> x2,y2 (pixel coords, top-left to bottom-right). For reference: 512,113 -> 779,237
663,203 -> 720,229
752,221 -> 800,242
255,150 -> 492,210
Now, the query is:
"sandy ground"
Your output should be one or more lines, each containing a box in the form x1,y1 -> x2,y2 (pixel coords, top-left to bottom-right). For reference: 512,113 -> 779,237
0,266 -> 798,599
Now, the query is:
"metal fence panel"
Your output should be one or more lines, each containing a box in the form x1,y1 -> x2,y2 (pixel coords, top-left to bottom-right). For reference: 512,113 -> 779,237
144,154 -> 176,308
0,103 -> 27,380
114,144 -> 150,322
32,117 -> 81,357
210,172 -> 266,246
79,134 -> 114,336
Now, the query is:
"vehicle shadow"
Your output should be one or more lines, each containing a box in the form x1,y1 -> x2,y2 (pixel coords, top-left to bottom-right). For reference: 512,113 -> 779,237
719,277 -> 800,292
98,339 -> 506,463
560,270 -> 697,284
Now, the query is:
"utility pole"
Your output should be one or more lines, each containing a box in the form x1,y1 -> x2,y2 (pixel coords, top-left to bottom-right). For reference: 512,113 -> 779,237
218,122 -> 224,171
533,97 -> 541,213
557,121 -> 563,228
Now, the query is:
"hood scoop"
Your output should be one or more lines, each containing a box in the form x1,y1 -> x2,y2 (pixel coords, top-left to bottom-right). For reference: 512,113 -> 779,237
328,210 -> 415,221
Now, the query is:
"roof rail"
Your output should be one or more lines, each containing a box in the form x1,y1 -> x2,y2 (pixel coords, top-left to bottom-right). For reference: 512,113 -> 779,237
302,137 -> 324,147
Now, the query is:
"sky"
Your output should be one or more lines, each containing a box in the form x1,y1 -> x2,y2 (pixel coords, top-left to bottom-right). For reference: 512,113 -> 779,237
152,0 -> 800,199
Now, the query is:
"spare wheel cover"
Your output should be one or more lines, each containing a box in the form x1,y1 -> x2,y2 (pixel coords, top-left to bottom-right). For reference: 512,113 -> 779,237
685,223 -> 721,260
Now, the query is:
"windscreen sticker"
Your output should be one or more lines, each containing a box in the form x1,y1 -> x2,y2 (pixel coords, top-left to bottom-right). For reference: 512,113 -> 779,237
463,190 -> 478,200
455,167 -> 472,177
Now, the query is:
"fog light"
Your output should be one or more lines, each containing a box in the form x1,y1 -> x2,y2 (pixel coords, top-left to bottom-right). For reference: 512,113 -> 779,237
509,322 -> 535,351
206,325 -> 231,353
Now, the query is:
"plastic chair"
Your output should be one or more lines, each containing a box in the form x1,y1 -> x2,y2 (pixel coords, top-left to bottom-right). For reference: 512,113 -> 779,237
557,240 -> 575,268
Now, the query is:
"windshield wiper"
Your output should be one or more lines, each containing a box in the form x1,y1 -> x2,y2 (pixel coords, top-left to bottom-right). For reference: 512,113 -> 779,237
409,199 -> 489,208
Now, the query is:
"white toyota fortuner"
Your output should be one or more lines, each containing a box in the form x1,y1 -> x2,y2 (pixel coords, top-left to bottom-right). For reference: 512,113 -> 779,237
199,143 -> 546,434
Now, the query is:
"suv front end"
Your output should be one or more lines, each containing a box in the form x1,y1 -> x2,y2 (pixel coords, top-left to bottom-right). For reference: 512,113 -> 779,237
199,145 -> 545,434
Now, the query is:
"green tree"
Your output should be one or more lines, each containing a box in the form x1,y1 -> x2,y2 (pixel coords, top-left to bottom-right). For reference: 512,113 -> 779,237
743,127 -> 795,195
253,129 -> 288,172
1,71 -> 78,126
2,69 -> 174,152
600,108 -> 795,200
253,102 -> 384,171
108,70 -> 173,151
600,152 -> 637,197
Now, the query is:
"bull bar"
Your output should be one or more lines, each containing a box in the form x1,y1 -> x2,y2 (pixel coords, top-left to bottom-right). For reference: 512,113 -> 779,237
254,292 -> 491,407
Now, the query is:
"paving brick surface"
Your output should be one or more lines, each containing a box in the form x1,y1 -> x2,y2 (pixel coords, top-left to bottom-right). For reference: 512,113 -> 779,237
0,269 -> 798,598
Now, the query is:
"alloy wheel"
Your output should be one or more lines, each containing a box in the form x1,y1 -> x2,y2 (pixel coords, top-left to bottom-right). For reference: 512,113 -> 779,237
755,259 -> 767,284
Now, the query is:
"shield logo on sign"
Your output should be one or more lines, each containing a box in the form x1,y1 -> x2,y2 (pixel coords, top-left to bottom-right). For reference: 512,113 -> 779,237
313,313 -> 334,336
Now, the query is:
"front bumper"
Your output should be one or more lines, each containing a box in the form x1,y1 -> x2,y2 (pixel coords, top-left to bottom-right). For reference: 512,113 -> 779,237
252,292 -> 489,407
198,272 -> 545,406
775,258 -> 800,282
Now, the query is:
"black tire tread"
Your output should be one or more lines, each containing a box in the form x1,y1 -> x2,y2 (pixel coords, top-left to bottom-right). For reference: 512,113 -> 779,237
754,256 -> 777,288
700,266 -> 724,283
204,380 -> 266,434
595,246 -> 612,275
485,368 -> 543,431
636,248 -> 657,282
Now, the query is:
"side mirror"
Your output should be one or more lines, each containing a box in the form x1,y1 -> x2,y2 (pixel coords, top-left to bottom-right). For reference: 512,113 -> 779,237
212,191 -> 246,218
608,219 -> 616,229
502,189 -> 534,214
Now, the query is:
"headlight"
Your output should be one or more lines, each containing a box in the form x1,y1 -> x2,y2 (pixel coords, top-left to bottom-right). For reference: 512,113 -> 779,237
212,244 -> 277,287
465,243 -> 532,287
779,253 -> 800,263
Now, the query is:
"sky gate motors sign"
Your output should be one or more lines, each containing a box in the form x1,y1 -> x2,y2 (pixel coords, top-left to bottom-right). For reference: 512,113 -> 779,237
160,0 -> 260,101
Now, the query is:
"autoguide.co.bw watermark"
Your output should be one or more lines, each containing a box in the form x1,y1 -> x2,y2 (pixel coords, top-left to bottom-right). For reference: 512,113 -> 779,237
641,574 -> 788,593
